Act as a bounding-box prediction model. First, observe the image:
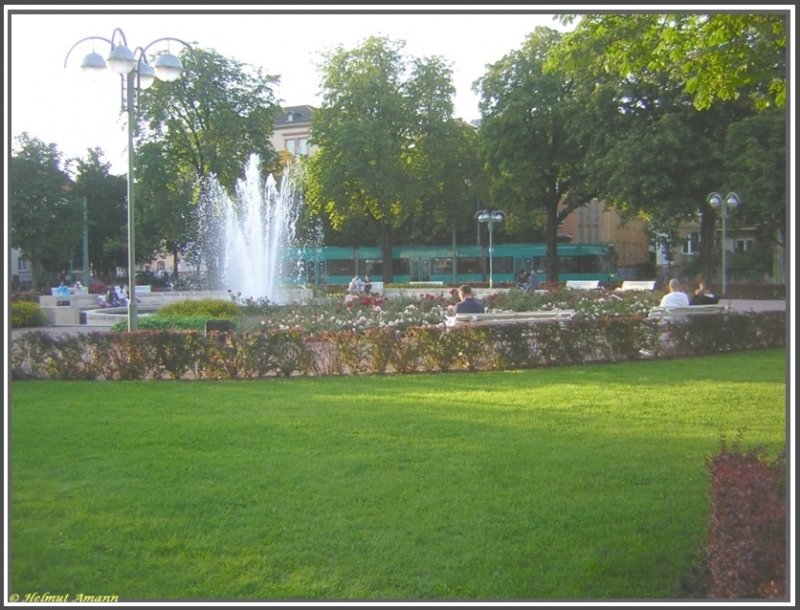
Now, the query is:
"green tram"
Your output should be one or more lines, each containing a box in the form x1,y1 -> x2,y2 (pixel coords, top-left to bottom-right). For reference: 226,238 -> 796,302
284,242 -> 619,287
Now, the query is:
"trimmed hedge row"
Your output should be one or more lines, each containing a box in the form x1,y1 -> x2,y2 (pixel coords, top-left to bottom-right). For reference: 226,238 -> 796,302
10,311 -> 785,381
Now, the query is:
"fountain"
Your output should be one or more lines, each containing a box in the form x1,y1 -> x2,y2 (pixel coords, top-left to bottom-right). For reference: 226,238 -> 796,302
213,154 -> 311,304
82,155 -> 311,326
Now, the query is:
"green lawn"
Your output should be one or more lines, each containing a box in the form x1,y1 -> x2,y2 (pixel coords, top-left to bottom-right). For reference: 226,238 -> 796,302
9,349 -> 786,601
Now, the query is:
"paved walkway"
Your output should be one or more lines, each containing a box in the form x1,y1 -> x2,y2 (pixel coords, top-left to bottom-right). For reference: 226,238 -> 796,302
9,299 -> 787,342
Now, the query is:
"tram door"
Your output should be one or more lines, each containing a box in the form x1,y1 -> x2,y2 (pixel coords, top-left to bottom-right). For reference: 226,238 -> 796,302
304,259 -> 318,285
409,257 -> 431,281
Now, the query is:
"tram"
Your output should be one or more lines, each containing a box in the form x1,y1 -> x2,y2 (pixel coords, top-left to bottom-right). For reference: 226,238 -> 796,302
283,242 -> 619,287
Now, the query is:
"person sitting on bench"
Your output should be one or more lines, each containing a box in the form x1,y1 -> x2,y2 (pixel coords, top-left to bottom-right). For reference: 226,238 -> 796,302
455,284 -> 485,314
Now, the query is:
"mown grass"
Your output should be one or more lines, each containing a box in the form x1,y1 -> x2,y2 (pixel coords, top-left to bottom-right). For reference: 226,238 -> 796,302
9,349 -> 786,601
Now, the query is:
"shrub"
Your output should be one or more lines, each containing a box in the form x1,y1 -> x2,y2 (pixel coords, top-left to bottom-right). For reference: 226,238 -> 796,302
11,301 -> 46,328
706,435 -> 786,599
156,298 -> 240,319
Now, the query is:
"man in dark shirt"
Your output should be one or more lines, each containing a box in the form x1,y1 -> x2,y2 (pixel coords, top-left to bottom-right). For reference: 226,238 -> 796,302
690,281 -> 720,305
455,284 -> 485,313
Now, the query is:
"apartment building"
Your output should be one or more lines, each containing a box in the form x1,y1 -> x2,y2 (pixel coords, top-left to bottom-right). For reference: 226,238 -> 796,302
269,105 -> 317,158
558,198 -> 652,280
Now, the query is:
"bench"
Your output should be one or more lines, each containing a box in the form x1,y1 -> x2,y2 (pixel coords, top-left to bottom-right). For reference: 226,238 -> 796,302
648,304 -> 731,320
565,280 -> 600,290
445,309 -> 576,328
616,280 -> 657,292
364,281 -> 384,296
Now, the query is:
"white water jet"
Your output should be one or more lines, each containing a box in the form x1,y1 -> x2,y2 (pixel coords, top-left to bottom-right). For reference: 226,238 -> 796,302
214,154 -> 306,303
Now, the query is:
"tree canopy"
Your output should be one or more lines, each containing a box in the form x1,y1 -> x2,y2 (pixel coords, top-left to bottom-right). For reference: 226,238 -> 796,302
10,134 -> 81,289
551,12 -> 787,111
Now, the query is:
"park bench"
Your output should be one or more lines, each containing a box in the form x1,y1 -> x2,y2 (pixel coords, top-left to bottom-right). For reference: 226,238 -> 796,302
364,281 -> 384,296
445,309 -> 576,328
648,304 -> 730,321
616,280 -> 657,292
565,280 -> 600,290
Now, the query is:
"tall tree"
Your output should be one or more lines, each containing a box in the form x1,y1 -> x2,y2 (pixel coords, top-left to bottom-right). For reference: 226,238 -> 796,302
10,133 -> 81,289
70,148 -> 128,280
475,27 -> 586,282
305,35 -> 455,282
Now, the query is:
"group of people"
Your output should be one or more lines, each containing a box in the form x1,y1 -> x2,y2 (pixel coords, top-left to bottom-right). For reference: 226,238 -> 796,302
659,278 -> 720,307
99,285 -> 130,308
347,274 -> 373,295
515,269 -> 541,292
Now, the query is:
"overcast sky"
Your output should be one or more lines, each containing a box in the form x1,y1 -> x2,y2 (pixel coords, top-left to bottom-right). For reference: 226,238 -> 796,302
6,5 -> 578,173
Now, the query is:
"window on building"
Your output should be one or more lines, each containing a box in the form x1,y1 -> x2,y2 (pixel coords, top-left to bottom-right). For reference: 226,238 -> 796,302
286,139 -> 296,155
682,233 -> 700,255
735,238 -> 754,252
17,257 -> 30,272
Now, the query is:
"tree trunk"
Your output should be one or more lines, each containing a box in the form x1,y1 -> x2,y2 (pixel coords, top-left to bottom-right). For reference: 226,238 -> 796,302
545,202 -> 560,283
172,247 -> 180,280
379,222 -> 394,284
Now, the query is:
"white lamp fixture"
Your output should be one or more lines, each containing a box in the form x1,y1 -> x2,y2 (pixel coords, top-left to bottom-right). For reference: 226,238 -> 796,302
136,60 -> 156,90
106,43 -> 136,74
80,51 -> 107,72
154,52 -> 183,82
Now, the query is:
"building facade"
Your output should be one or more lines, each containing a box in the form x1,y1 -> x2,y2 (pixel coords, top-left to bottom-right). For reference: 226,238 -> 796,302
558,198 -> 652,280
269,105 -> 317,158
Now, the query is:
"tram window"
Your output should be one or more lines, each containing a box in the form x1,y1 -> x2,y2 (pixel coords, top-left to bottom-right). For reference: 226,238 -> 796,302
457,257 -> 482,274
431,257 -> 453,275
327,259 -> 354,276
393,258 -> 410,275
493,257 -> 513,274
280,259 -> 304,279
362,259 -> 382,275
561,256 -> 600,273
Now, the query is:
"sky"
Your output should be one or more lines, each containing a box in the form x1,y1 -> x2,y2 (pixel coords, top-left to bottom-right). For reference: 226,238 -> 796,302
6,5 -> 577,174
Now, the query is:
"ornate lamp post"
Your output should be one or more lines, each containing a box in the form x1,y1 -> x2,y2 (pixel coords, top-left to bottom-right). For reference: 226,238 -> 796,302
64,28 -> 190,331
706,191 -> 741,298
474,209 -> 505,288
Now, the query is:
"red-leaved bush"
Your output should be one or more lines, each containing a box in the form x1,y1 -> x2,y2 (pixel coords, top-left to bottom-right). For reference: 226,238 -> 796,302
706,436 -> 786,599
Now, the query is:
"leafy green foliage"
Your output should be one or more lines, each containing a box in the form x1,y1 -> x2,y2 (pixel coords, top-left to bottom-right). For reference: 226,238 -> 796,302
155,298 -> 241,319
10,134 -> 81,289
305,35 -> 460,281
551,14 -> 786,111
70,149 -> 128,277
10,301 -> 46,328
475,27 -> 586,282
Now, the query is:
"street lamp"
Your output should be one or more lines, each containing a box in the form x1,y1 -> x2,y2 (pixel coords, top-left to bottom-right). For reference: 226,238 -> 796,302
64,28 -> 190,331
474,209 -> 505,288
706,191 -> 741,298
